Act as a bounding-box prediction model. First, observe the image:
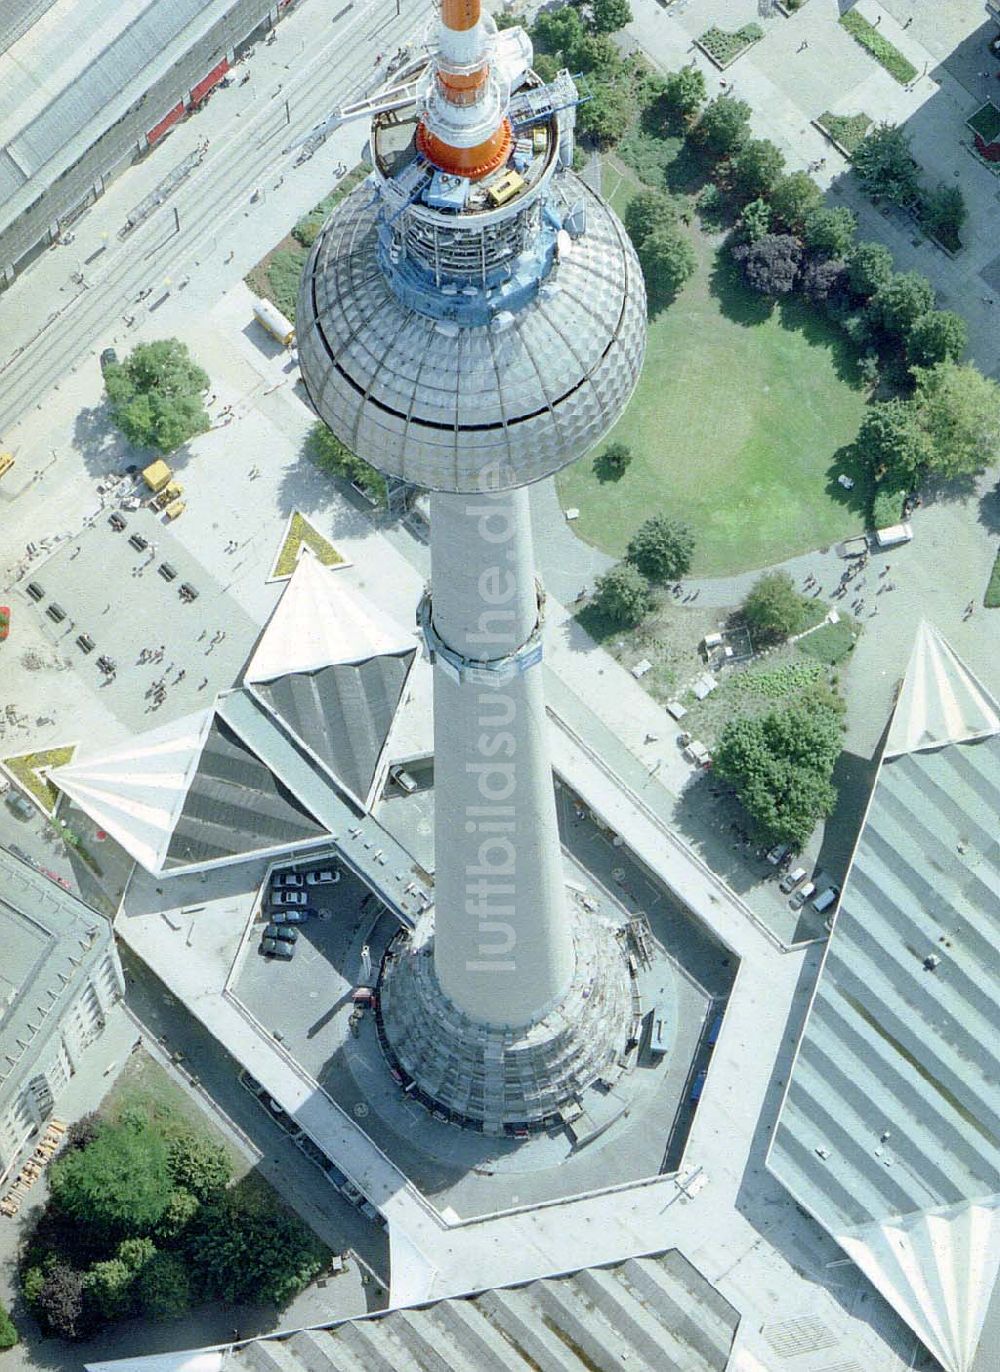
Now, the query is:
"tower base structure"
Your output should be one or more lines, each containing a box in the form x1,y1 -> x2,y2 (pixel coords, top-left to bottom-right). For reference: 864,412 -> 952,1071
378,896 -> 638,1134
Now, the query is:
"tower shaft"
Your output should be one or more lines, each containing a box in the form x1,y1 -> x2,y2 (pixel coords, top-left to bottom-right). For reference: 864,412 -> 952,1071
428,489 -> 574,1027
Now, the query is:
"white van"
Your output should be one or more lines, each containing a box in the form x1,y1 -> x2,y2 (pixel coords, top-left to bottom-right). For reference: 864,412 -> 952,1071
874,522 -> 913,549
813,886 -> 840,915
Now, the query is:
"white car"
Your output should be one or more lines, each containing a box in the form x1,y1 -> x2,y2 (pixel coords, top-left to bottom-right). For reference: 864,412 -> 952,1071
271,871 -> 305,888
305,868 -> 340,885
270,889 -> 308,907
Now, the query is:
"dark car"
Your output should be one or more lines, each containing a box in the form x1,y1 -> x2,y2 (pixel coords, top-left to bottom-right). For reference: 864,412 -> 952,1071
260,937 -> 294,960
707,1013 -> 723,1047
4,790 -> 35,820
690,1069 -> 708,1104
269,908 -> 314,925
99,347 -> 118,373
263,922 -> 298,943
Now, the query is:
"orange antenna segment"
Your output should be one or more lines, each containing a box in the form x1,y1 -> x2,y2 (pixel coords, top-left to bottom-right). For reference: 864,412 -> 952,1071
441,0 -> 480,32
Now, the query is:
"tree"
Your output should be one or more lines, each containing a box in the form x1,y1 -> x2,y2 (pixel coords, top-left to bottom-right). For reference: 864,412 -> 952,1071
83,1258 -> 134,1322
572,32 -> 622,77
732,234 -> 802,297
531,6 -> 586,61
913,361 -> 1000,478
803,206 -> 857,259
104,339 -> 210,453
166,1133 -> 232,1202
0,1302 -> 17,1351
920,183 -> 966,246
714,701 -> 842,847
187,1190 -> 328,1307
846,240 -> 894,298
590,0 -> 632,34
156,1188 -> 201,1241
307,422 -> 387,506
660,66 -> 706,121
65,1112 -> 103,1152
591,563 -> 654,627
135,1251 -> 191,1321
738,198 -> 771,243
626,516 -> 694,582
906,310 -> 967,368
117,1237 -> 157,1273
769,171 -> 823,234
48,1118 -> 172,1242
799,255 -> 847,306
598,441 -> 633,477
692,94 -> 752,159
32,1263 -> 85,1340
624,187 -> 677,247
576,81 -> 633,145
851,122 -> 920,205
741,571 -> 808,644
728,139 -> 785,204
638,224 -> 696,299
869,271 -> 935,339
856,398 -> 930,486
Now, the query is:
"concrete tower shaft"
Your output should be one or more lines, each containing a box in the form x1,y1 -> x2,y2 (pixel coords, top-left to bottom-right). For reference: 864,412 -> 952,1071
427,490 -> 574,1027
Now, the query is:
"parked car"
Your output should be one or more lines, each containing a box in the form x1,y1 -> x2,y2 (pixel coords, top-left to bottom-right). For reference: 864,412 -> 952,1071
260,937 -> 294,960
270,889 -> 308,906
269,907 -> 315,925
766,843 -> 792,866
707,1013 -> 723,1047
789,880 -> 817,910
99,347 -> 118,373
263,923 -> 298,943
812,886 -> 840,915
779,865 -> 808,894
5,791 -> 35,820
305,868 -> 339,885
690,1068 -> 707,1103
271,871 -> 305,888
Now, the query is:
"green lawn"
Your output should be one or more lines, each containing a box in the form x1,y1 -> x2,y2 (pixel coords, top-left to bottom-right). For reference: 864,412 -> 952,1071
560,165 -> 870,576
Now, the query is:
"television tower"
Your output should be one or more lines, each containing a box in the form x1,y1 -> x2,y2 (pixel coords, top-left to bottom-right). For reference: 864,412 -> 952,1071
296,0 -> 647,1132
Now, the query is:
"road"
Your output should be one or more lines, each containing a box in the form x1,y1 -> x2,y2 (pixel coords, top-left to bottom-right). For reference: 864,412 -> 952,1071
120,944 -> 391,1290
0,0 -> 434,436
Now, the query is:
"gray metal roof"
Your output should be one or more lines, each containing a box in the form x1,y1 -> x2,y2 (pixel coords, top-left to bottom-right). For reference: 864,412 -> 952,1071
767,631 -> 1000,1372
164,716 -> 328,870
0,846 -> 112,1110
0,0 -> 59,59
226,1247 -> 738,1372
252,652 -> 415,809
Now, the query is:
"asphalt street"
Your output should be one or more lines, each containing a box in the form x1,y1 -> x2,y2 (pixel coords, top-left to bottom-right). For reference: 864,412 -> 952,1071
0,0 -> 434,436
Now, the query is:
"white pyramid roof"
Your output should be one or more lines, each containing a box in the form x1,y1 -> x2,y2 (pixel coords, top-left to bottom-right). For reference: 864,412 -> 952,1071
50,710 -> 214,873
885,621 -> 1000,758
837,1197 -> 1000,1372
245,552 -> 415,684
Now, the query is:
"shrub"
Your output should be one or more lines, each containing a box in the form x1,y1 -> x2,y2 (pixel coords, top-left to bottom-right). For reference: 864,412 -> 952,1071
186,1187 -> 328,1307
135,1251 -> 191,1322
985,549 -> 1000,610
591,563 -> 654,627
624,187 -> 678,247
871,482 -> 907,528
817,111 -> 872,156
919,184 -> 966,250
32,1263 -> 86,1340
597,442 -> 633,477
698,24 -> 763,67
262,248 -> 307,321
738,197 -> 772,243
48,1118 -> 172,1242
839,11 -> 917,83
307,421 -> 387,506
638,223 -> 696,300
742,571 -> 809,644
156,1188 -> 200,1240
117,1237 -> 157,1273
732,234 -> 802,297
799,255 -> 847,306
626,515 -> 694,582
0,1303 -> 17,1350
83,1258 -> 134,1322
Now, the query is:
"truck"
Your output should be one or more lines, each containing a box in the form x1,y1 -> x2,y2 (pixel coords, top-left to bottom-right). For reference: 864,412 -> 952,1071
873,522 -> 913,550
253,296 -> 296,348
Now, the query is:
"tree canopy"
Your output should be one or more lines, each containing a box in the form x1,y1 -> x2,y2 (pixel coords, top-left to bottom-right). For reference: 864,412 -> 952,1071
869,270 -> 935,339
803,205 -> 857,259
104,339 -> 209,453
590,0 -> 633,34
626,515 -> 694,582
186,1189 -> 328,1307
856,398 -> 930,487
166,1133 -> 232,1203
714,699 -> 842,848
906,309 -> 967,368
48,1118 -> 171,1241
307,422 -> 387,506
659,66 -> 706,121
728,138 -> 785,204
769,171 -> 824,234
638,223 -> 696,301
846,240 -> 894,297
624,187 -> 678,247
732,234 -> 802,297
912,361 -> 1000,479
591,562 -> 654,626
851,122 -> 920,205
693,94 -> 752,159
741,571 -> 809,644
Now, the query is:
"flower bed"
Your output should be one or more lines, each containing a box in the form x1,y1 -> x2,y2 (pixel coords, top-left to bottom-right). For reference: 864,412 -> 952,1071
271,512 -> 346,580
839,12 -> 917,85
816,111 -> 872,157
2,746 -> 76,814
696,23 -> 763,69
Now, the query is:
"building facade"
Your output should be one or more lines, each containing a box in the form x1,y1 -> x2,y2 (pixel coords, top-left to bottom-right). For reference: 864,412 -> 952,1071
0,847 -> 125,1181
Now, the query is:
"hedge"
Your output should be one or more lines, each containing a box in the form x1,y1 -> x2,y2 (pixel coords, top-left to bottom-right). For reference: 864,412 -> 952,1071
839,12 -> 917,85
871,483 -> 907,530
986,549 -> 1000,609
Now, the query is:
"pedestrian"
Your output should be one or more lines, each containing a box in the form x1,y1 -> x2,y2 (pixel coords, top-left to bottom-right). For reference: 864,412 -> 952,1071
797,40 -> 808,52
175,669 -> 186,683
198,676 -> 209,689
874,14 -> 881,26
903,15 -> 913,27
197,629 -> 207,642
